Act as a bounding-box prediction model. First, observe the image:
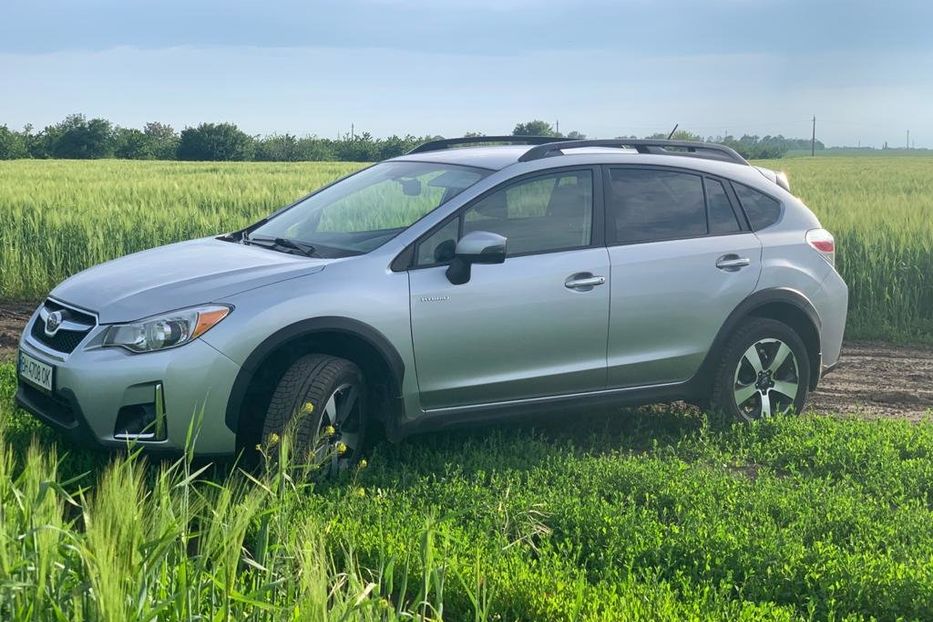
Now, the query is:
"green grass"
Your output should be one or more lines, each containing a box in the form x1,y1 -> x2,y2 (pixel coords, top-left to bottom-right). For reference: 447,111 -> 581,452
2,363 -> 932,621
1,156 -> 932,340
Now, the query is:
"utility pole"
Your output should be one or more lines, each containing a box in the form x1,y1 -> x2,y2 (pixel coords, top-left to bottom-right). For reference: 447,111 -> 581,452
907,130 -> 910,150
351,123 -> 355,139
810,115 -> 816,157
555,119 -> 560,135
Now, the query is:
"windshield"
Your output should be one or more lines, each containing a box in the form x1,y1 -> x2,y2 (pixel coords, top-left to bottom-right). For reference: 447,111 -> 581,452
250,161 -> 491,256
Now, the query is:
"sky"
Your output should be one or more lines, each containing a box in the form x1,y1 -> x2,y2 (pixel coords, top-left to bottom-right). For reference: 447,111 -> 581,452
1,0 -> 931,148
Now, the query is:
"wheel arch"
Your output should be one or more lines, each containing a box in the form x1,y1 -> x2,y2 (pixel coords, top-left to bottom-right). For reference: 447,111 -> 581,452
224,316 -> 405,450
695,288 -> 822,395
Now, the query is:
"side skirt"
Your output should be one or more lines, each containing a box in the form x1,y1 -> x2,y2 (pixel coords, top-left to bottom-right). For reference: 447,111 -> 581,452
395,380 -> 694,439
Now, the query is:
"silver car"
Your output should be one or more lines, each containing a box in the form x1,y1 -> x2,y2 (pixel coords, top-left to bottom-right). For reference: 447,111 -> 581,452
16,138 -> 847,462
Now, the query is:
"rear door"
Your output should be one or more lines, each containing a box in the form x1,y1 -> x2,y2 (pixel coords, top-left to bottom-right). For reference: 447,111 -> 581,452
408,167 -> 611,410
604,166 -> 762,387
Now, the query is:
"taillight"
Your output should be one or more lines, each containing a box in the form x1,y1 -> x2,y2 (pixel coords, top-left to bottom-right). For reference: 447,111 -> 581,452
806,228 -> 835,266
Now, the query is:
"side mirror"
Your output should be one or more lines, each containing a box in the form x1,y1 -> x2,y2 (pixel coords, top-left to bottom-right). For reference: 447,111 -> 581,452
446,231 -> 507,285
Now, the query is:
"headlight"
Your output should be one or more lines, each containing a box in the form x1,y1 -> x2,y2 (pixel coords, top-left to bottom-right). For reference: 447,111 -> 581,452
102,305 -> 231,353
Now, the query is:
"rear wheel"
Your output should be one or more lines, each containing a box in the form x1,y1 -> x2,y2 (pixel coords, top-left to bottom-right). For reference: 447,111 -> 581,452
710,318 -> 810,421
261,354 -> 367,473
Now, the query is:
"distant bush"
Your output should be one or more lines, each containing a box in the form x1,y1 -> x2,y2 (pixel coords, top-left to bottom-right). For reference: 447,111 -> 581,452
45,114 -> 115,159
0,125 -> 28,159
112,128 -> 150,159
143,122 -> 180,160
513,119 -> 558,136
177,122 -> 254,161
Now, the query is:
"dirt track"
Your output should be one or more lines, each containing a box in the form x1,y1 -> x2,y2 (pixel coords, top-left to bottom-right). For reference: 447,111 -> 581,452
2,302 -> 931,420
809,341 -> 933,420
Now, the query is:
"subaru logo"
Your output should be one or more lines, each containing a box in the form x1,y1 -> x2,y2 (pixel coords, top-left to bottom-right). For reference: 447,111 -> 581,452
45,311 -> 63,336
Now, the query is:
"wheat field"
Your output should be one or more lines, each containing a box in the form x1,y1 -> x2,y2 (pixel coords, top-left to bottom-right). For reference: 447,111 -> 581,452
0,156 -> 931,341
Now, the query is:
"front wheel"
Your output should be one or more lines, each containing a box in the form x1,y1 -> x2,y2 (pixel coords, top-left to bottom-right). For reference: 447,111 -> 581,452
710,318 -> 810,421
261,354 -> 367,472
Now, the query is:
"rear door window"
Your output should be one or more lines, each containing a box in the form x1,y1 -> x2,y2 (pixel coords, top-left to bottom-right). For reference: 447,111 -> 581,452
607,168 -> 707,244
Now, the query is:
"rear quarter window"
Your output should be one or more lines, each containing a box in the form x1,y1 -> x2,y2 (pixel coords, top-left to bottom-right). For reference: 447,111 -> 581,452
733,183 -> 782,230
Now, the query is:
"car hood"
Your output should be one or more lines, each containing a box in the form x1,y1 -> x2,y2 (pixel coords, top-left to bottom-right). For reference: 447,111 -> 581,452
51,237 -> 330,323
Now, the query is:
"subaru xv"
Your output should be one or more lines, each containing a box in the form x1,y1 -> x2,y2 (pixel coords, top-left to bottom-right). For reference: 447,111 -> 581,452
17,137 -> 847,464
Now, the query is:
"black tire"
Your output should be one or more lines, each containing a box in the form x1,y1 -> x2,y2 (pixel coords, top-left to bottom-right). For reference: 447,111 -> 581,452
261,354 -> 367,471
710,318 -> 810,421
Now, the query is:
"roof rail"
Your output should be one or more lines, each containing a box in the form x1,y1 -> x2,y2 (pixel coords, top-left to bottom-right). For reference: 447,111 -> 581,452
518,139 -> 748,165
407,135 -> 572,155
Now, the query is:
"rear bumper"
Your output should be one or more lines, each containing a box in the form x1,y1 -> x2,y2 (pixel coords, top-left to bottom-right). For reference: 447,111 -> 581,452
821,359 -> 841,378
811,268 -> 848,370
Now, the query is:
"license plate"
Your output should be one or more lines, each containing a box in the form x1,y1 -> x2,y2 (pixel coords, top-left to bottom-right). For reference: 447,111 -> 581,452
19,351 -> 54,392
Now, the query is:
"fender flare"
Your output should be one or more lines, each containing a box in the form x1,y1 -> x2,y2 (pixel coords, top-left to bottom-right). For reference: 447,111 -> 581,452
224,316 -> 405,434
693,287 -> 821,389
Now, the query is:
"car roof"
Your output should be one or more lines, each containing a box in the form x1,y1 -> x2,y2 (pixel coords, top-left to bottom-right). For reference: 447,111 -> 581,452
391,145 -> 782,194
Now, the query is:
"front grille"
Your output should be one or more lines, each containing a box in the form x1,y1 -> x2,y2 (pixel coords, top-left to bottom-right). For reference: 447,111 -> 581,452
29,300 -> 96,354
30,321 -> 88,352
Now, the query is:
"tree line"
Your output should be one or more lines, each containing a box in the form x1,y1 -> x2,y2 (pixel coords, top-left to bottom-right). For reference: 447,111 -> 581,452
644,129 -> 823,159
0,115 -> 819,161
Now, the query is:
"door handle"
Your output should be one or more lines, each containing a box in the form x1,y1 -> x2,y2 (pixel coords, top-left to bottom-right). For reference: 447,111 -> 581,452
565,273 -> 606,291
715,254 -> 751,271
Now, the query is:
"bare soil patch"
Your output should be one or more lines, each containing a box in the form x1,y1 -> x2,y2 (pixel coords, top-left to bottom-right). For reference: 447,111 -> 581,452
0,301 -> 33,358
1,301 -> 931,419
808,340 -> 933,421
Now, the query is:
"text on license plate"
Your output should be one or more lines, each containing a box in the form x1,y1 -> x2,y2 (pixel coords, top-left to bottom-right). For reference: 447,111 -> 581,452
19,351 -> 54,392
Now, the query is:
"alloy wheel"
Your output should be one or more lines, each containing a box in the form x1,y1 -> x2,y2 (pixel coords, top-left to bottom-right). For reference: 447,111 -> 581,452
315,382 -> 363,471
732,338 -> 800,420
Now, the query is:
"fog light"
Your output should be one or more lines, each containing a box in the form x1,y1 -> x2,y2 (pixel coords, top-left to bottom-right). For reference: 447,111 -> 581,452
114,383 -> 167,441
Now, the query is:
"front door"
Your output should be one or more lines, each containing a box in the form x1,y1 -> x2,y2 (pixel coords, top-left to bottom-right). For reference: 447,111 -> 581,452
408,168 -> 610,411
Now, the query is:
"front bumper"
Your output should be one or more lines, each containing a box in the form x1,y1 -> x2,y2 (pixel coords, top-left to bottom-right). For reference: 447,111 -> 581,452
17,314 -> 241,455
16,381 -> 100,448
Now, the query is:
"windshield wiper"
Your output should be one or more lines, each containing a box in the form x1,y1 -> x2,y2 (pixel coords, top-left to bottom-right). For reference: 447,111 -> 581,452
245,234 -> 320,258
